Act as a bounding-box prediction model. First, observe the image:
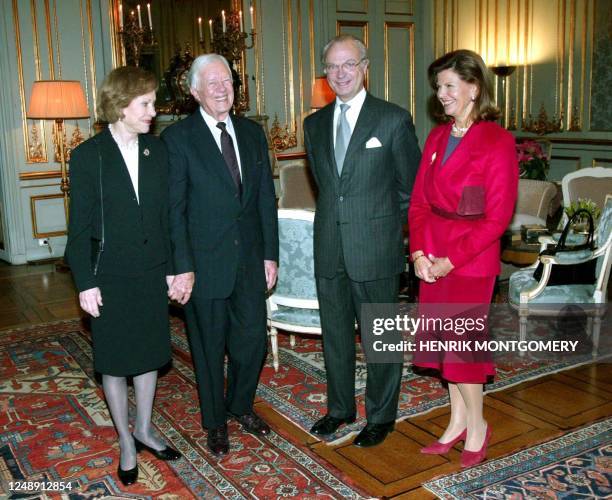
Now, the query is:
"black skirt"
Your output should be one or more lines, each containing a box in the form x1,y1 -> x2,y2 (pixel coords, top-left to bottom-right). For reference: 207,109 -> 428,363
91,264 -> 171,376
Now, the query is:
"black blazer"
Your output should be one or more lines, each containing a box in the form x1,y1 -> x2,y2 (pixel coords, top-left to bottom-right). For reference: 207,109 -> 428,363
161,111 -> 279,299
304,93 -> 421,281
66,128 -> 171,292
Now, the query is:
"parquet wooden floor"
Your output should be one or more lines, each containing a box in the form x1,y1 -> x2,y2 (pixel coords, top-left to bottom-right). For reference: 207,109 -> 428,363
1,261 -> 609,498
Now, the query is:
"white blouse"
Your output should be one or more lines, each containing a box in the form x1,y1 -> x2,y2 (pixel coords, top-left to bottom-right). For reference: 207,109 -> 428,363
110,127 -> 139,203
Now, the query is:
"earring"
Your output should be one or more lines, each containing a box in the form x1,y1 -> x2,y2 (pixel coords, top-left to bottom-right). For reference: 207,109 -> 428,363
471,94 -> 476,101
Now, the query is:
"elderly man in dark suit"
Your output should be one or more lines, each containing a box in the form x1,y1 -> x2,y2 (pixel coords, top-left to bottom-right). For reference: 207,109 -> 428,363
161,54 -> 278,456
304,35 -> 421,447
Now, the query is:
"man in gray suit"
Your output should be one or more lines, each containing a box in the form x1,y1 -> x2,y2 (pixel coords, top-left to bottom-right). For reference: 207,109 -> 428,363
304,35 -> 421,447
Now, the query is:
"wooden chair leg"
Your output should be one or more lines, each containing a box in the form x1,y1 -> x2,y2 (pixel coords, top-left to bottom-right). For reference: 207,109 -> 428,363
592,315 -> 601,358
519,314 -> 528,356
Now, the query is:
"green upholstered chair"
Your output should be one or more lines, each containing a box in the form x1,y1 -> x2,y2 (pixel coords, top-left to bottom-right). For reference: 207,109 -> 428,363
508,195 -> 612,356
267,209 -> 320,371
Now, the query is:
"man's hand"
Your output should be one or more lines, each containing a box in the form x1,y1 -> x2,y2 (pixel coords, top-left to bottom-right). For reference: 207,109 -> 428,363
264,260 -> 278,291
79,287 -> 103,317
168,272 -> 195,305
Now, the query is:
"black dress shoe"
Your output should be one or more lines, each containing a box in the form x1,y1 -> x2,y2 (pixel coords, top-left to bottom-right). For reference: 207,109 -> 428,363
117,464 -> 138,486
231,412 -> 270,436
207,425 -> 229,455
353,422 -> 395,447
133,435 -> 182,460
310,414 -> 356,436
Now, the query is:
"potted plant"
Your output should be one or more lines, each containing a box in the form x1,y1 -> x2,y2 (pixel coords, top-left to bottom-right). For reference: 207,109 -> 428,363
565,198 -> 601,233
516,140 -> 550,180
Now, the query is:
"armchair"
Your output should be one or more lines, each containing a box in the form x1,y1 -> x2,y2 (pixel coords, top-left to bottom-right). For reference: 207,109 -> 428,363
561,166 -> 612,211
508,195 -> 612,356
509,178 -> 558,230
267,209 -> 320,371
277,161 -> 317,210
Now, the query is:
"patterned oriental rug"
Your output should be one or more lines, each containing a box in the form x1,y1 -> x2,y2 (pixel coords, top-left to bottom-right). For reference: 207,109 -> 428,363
0,320 -> 367,499
422,418 -> 612,499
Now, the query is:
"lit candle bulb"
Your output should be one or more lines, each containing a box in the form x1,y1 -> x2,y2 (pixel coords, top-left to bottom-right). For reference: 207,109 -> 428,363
118,3 -> 123,29
209,19 -> 213,42
198,17 -> 203,41
239,10 -> 243,32
249,5 -> 254,30
146,3 -> 152,30
136,4 -> 142,28
221,10 -> 226,33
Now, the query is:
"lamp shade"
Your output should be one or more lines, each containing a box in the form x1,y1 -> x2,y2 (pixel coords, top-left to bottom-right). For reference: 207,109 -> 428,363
310,76 -> 335,109
27,80 -> 89,119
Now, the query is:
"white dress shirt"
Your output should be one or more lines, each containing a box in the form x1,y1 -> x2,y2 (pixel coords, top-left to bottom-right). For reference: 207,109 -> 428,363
332,87 -> 367,145
109,126 -> 140,203
200,107 -> 243,178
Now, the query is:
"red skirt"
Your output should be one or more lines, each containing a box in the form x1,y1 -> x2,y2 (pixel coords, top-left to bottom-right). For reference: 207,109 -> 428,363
412,274 -> 496,383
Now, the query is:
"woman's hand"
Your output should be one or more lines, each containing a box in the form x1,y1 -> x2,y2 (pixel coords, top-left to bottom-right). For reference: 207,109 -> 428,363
79,287 -> 103,317
428,255 -> 454,280
413,253 -> 437,283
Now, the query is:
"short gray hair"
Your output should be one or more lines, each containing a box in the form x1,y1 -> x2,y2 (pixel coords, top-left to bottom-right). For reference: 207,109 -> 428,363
188,53 -> 232,89
321,34 -> 368,64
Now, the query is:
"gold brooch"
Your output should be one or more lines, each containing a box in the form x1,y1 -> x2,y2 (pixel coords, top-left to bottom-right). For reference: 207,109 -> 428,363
143,148 -> 150,156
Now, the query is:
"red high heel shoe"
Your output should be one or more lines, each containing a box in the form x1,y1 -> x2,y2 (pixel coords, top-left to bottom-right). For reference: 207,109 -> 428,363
420,429 -> 467,455
460,424 -> 492,468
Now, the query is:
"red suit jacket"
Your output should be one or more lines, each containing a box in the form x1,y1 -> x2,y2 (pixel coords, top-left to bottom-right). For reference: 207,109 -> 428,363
409,121 -> 519,277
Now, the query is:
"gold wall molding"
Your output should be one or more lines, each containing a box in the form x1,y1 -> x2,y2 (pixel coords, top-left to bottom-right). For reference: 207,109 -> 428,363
14,0 -> 48,164
52,0 -> 62,77
30,193 -> 66,238
270,0 -> 298,152
20,171 -> 62,181
336,20 -> 369,46
336,0 -> 368,14
43,0 -> 54,78
384,21 -> 415,118
385,0 -> 414,15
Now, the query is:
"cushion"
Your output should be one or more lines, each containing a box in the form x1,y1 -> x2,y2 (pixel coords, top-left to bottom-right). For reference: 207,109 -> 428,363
271,305 -> 321,328
509,268 -> 596,306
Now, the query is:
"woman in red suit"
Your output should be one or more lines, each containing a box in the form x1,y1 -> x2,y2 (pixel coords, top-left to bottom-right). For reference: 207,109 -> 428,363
408,50 -> 518,467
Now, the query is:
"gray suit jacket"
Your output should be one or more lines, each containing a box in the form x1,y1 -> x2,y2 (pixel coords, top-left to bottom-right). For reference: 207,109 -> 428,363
304,93 -> 421,281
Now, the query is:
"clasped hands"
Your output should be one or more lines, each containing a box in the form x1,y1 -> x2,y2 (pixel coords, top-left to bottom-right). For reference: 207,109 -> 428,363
413,253 -> 454,283
166,260 -> 279,306
79,261 -> 279,316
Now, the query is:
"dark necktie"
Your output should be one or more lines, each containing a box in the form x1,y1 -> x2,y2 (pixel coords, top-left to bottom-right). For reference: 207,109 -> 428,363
216,121 -> 242,195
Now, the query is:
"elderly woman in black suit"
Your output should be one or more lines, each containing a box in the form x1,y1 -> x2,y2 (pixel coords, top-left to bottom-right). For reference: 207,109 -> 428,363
66,66 -> 180,486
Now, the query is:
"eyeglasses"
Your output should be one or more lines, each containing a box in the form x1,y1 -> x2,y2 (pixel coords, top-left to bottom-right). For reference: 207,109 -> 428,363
323,58 -> 367,75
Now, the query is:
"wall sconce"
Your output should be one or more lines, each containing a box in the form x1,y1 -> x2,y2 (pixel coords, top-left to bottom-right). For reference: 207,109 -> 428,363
209,7 -> 256,115
117,2 -> 156,67
310,76 -> 335,110
27,81 -> 89,227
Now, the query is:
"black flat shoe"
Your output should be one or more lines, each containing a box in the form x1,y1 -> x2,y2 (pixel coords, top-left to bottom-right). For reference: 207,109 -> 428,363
310,414 -> 356,436
133,435 -> 182,461
353,422 -> 395,447
117,464 -> 138,486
